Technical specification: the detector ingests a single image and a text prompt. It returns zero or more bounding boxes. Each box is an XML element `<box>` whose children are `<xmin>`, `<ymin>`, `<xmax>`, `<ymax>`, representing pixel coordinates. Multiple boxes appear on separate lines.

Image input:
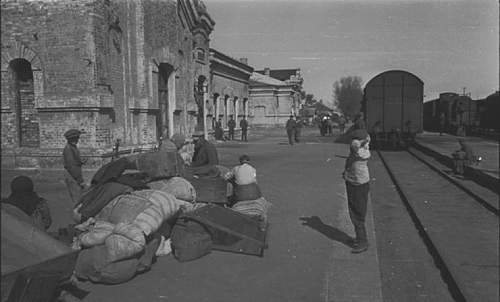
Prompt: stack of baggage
<box><xmin>70</xmin><ymin>149</ymin><xmax>270</xmax><ymax>285</ymax></box>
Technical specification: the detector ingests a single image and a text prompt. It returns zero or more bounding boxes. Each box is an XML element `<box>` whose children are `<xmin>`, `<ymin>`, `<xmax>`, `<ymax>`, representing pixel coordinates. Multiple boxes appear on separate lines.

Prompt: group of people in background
<box><xmin>213</xmin><ymin>116</ymin><xmax>249</xmax><ymax>142</ymax></box>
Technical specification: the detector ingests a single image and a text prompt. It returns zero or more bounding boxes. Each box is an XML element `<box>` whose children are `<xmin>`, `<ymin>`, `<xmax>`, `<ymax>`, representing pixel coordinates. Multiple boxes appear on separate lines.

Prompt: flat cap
<box><xmin>192</xmin><ymin>130</ymin><xmax>204</xmax><ymax>137</ymax></box>
<box><xmin>64</xmin><ymin>129</ymin><xmax>81</xmax><ymax>139</ymax></box>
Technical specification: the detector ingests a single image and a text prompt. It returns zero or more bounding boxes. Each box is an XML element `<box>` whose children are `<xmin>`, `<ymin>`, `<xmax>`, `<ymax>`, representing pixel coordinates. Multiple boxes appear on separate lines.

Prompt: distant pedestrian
<box><xmin>63</xmin><ymin>129</ymin><xmax>87</xmax><ymax>204</ymax></box>
<box><xmin>1</xmin><ymin>175</ymin><xmax>52</xmax><ymax>230</ymax></box>
<box><xmin>327</xmin><ymin>117</ymin><xmax>333</xmax><ymax>135</ymax></box>
<box><xmin>439</xmin><ymin>112</ymin><xmax>445</xmax><ymax>136</ymax></box>
<box><xmin>228</xmin><ymin>116</ymin><xmax>236</xmax><ymax>140</ymax></box>
<box><xmin>294</xmin><ymin>116</ymin><xmax>303</xmax><ymax>143</ymax></box>
<box><xmin>285</xmin><ymin>115</ymin><xmax>296</xmax><ymax>145</ymax></box>
<box><xmin>342</xmin><ymin>129</ymin><xmax>371</xmax><ymax>253</ymax></box>
<box><xmin>215</xmin><ymin>118</ymin><xmax>224</xmax><ymax>140</ymax></box>
<box><xmin>240</xmin><ymin>117</ymin><xmax>249</xmax><ymax>141</ymax></box>
<box><xmin>452</xmin><ymin>138</ymin><xmax>475</xmax><ymax>176</ymax></box>
<box><xmin>338</xmin><ymin>115</ymin><xmax>346</xmax><ymax>134</ymax></box>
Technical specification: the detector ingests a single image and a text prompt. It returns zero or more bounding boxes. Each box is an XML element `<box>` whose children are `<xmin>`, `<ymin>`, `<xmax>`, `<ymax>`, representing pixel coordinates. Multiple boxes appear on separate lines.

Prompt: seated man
<box><xmin>189</xmin><ymin>130</ymin><xmax>219</xmax><ymax>176</ymax></box>
<box><xmin>1</xmin><ymin>175</ymin><xmax>52</xmax><ymax>231</ymax></box>
<box><xmin>452</xmin><ymin>138</ymin><xmax>476</xmax><ymax>176</ymax></box>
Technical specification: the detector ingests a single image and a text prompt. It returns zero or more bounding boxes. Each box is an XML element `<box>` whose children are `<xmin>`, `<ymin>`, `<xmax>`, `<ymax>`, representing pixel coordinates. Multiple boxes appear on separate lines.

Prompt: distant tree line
<box><xmin>332</xmin><ymin>76</ymin><xmax>363</xmax><ymax>119</ymax></box>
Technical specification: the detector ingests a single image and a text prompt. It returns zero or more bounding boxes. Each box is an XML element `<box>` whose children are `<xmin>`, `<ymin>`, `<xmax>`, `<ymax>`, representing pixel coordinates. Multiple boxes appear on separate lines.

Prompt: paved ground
<box><xmin>2</xmin><ymin>127</ymin><xmax>446</xmax><ymax>302</ymax></box>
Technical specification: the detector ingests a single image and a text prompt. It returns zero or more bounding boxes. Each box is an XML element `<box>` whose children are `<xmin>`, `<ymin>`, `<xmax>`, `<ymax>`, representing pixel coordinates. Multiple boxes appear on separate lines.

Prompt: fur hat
<box><xmin>64</xmin><ymin>129</ymin><xmax>81</xmax><ymax>139</ymax></box>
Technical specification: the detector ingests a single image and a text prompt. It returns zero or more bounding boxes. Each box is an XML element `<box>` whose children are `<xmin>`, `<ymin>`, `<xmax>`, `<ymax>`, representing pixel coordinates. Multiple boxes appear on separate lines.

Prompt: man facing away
<box><xmin>240</xmin><ymin>117</ymin><xmax>249</xmax><ymax>142</ymax></box>
<box><xmin>228</xmin><ymin>116</ymin><xmax>236</xmax><ymax>140</ymax></box>
<box><xmin>285</xmin><ymin>115</ymin><xmax>296</xmax><ymax>145</ymax></box>
<box><xmin>343</xmin><ymin>128</ymin><xmax>371</xmax><ymax>253</ymax></box>
<box><xmin>63</xmin><ymin>129</ymin><xmax>87</xmax><ymax>204</ymax></box>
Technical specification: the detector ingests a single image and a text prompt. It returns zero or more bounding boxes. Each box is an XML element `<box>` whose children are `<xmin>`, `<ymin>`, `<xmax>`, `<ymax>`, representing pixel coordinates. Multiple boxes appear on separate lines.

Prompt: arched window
<box><xmin>9</xmin><ymin>58</ymin><xmax>39</xmax><ymax>147</ymax></box>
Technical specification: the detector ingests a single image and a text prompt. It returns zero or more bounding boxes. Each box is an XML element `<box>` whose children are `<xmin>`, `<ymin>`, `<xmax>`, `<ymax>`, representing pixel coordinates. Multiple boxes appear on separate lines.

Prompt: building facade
<box><xmin>207</xmin><ymin>49</ymin><xmax>253</xmax><ymax>137</ymax></box>
<box><xmin>1</xmin><ymin>0</ymin><xmax>214</xmax><ymax>169</ymax></box>
<box><xmin>248</xmin><ymin>72</ymin><xmax>296</xmax><ymax>127</ymax></box>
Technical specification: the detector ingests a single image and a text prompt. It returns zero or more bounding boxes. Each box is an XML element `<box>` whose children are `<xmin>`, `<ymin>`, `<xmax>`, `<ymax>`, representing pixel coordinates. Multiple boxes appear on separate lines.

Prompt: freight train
<box><xmin>362</xmin><ymin>70</ymin><xmax>424</xmax><ymax>149</ymax></box>
<box><xmin>423</xmin><ymin>91</ymin><xmax>499</xmax><ymax>136</ymax></box>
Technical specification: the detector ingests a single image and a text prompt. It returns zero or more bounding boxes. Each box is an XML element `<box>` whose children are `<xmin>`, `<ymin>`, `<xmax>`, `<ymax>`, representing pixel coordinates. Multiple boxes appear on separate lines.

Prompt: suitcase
<box><xmin>185</xmin><ymin>175</ymin><xmax>228</xmax><ymax>204</ymax></box>
<box><xmin>184</xmin><ymin>204</ymin><xmax>268</xmax><ymax>257</ymax></box>
<box><xmin>170</xmin><ymin>218</ymin><xmax>212</xmax><ymax>262</ymax></box>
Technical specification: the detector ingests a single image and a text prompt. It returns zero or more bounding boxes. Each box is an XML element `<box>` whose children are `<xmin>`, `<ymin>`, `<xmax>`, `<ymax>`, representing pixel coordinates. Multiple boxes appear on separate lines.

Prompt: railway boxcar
<box><xmin>477</xmin><ymin>91</ymin><xmax>500</xmax><ymax>133</ymax></box>
<box><xmin>362</xmin><ymin>70</ymin><xmax>423</xmax><ymax>148</ymax></box>
<box><xmin>423</xmin><ymin>92</ymin><xmax>480</xmax><ymax>135</ymax></box>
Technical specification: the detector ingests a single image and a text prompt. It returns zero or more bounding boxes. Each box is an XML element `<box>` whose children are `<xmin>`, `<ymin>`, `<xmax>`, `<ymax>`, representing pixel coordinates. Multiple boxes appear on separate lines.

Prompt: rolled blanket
<box><xmin>231</xmin><ymin>197</ymin><xmax>271</xmax><ymax>222</ymax></box>
<box><xmin>148</xmin><ymin>177</ymin><xmax>196</xmax><ymax>203</ymax></box>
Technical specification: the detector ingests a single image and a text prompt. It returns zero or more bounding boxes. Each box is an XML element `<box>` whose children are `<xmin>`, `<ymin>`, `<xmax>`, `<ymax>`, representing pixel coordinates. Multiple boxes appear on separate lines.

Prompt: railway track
<box><xmin>377</xmin><ymin>148</ymin><xmax>499</xmax><ymax>302</ymax></box>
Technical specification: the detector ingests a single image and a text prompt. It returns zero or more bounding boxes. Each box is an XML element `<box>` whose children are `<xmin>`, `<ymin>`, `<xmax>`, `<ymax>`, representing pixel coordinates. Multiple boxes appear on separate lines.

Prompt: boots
<box><xmin>352</xmin><ymin>225</ymin><xmax>369</xmax><ymax>254</ymax></box>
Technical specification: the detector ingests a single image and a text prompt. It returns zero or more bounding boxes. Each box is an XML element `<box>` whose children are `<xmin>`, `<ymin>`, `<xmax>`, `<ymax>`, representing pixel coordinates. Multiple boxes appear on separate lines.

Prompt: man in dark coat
<box><xmin>294</xmin><ymin>116</ymin><xmax>303</xmax><ymax>143</ymax></box>
<box><xmin>228</xmin><ymin>116</ymin><xmax>236</xmax><ymax>140</ymax></box>
<box><xmin>215</xmin><ymin>118</ymin><xmax>224</xmax><ymax>140</ymax></box>
<box><xmin>189</xmin><ymin>130</ymin><xmax>219</xmax><ymax>176</ymax></box>
<box><xmin>285</xmin><ymin>115</ymin><xmax>296</xmax><ymax>145</ymax></box>
<box><xmin>240</xmin><ymin>117</ymin><xmax>249</xmax><ymax>142</ymax></box>
<box><xmin>63</xmin><ymin>129</ymin><xmax>86</xmax><ymax>204</ymax></box>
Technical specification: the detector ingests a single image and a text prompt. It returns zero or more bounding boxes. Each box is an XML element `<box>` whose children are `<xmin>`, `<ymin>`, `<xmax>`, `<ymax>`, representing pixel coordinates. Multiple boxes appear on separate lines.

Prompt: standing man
<box><xmin>240</xmin><ymin>117</ymin><xmax>249</xmax><ymax>142</ymax></box>
<box><xmin>215</xmin><ymin>118</ymin><xmax>224</xmax><ymax>140</ymax></box>
<box><xmin>63</xmin><ymin>129</ymin><xmax>86</xmax><ymax>204</ymax></box>
<box><xmin>294</xmin><ymin>116</ymin><xmax>303</xmax><ymax>143</ymax></box>
<box><xmin>285</xmin><ymin>115</ymin><xmax>296</xmax><ymax>145</ymax></box>
<box><xmin>228</xmin><ymin>116</ymin><xmax>236</xmax><ymax>141</ymax></box>
<box><xmin>439</xmin><ymin>112</ymin><xmax>446</xmax><ymax>136</ymax></box>
<box><xmin>338</xmin><ymin>115</ymin><xmax>346</xmax><ymax>134</ymax></box>
<box><xmin>343</xmin><ymin>127</ymin><xmax>371</xmax><ymax>254</ymax></box>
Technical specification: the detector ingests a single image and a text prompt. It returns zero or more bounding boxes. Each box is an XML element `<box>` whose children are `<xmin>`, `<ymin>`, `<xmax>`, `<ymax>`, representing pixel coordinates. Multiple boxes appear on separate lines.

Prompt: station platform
<box><xmin>414</xmin><ymin>132</ymin><xmax>499</xmax><ymax>191</ymax></box>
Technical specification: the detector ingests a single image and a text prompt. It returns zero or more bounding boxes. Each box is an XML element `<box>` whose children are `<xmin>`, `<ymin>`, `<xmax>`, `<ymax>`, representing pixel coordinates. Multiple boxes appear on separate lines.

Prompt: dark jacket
<box><xmin>285</xmin><ymin>119</ymin><xmax>296</xmax><ymax>131</ymax></box>
<box><xmin>240</xmin><ymin>119</ymin><xmax>248</xmax><ymax>130</ymax></box>
<box><xmin>63</xmin><ymin>143</ymin><xmax>84</xmax><ymax>183</ymax></box>
<box><xmin>228</xmin><ymin>119</ymin><xmax>236</xmax><ymax>130</ymax></box>
<box><xmin>192</xmin><ymin>139</ymin><xmax>219</xmax><ymax>167</ymax></box>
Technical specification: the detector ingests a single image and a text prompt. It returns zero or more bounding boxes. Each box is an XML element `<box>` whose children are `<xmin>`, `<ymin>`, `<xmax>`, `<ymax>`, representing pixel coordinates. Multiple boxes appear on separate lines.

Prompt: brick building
<box><xmin>248</xmin><ymin>69</ymin><xmax>303</xmax><ymax>127</ymax></box>
<box><xmin>207</xmin><ymin>49</ymin><xmax>253</xmax><ymax>137</ymax></box>
<box><xmin>1</xmin><ymin>0</ymin><xmax>214</xmax><ymax>169</ymax></box>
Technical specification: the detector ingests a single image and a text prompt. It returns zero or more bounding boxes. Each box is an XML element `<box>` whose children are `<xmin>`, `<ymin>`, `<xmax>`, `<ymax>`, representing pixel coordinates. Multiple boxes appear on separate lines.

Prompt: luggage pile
<box><xmin>71</xmin><ymin>151</ymin><xmax>270</xmax><ymax>285</ymax></box>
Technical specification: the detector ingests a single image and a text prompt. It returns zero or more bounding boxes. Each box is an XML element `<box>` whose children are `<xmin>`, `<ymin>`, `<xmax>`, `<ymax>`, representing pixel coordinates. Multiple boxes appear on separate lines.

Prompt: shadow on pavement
<box><xmin>299</xmin><ymin>216</ymin><xmax>355</xmax><ymax>247</ymax></box>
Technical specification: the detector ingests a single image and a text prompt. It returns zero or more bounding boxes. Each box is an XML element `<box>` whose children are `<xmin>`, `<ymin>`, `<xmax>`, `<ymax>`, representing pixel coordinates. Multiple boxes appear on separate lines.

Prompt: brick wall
<box><xmin>1</xmin><ymin>0</ymin><xmax>213</xmax><ymax>169</ymax></box>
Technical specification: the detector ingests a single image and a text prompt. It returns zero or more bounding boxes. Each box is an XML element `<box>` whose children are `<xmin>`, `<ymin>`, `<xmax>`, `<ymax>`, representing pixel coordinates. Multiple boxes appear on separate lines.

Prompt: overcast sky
<box><xmin>207</xmin><ymin>0</ymin><xmax>499</xmax><ymax>106</ymax></box>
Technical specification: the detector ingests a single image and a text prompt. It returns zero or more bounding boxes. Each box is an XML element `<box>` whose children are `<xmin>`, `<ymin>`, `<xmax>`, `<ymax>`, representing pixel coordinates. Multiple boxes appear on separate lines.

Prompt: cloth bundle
<box><xmin>231</xmin><ymin>197</ymin><xmax>271</xmax><ymax>223</ymax></box>
<box><xmin>148</xmin><ymin>177</ymin><xmax>196</xmax><ymax>203</ymax></box>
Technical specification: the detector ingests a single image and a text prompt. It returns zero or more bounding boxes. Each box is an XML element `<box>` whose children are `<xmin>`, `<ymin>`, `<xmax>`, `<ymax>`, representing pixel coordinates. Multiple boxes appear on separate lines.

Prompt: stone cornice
<box><xmin>209</xmin><ymin>48</ymin><xmax>253</xmax><ymax>74</ymax></box>
<box><xmin>178</xmin><ymin>0</ymin><xmax>215</xmax><ymax>38</ymax></box>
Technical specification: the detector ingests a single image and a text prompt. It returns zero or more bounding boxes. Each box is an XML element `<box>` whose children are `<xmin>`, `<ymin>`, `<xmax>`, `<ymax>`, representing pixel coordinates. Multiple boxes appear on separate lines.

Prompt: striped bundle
<box><xmin>231</xmin><ymin>197</ymin><xmax>271</xmax><ymax>222</ymax></box>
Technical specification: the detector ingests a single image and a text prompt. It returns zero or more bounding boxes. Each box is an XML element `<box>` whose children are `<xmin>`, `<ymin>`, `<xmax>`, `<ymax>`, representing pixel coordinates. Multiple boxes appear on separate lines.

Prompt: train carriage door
<box><xmin>402</xmin><ymin>74</ymin><xmax>423</xmax><ymax>133</ymax></box>
<box><xmin>383</xmin><ymin>72</ymin><xmax>404</xmax><ymax>132</ymax></box>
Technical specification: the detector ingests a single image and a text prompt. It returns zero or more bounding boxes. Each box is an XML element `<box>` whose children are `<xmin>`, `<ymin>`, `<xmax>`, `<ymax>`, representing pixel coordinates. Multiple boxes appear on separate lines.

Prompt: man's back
<box><xmin>286</xmin><ymin>119</ymin><xmax>296</xmax><ymax>130</ymax></box>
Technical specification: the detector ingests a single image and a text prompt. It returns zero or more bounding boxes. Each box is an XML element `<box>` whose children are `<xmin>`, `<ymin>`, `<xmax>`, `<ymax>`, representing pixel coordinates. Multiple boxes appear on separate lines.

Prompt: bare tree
<box><xmin>333</xmin><ymin>76</ymin><xmax>363</xmax><ymax>118</ymax></box>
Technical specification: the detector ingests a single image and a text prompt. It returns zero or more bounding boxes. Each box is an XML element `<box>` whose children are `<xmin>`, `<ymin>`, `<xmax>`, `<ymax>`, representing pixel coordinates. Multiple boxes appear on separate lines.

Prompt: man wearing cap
<box><xmin>285</xmin><ymin>115</ymin><xmax>296</xmax><ymax>145</ymax></box>
<box><xmin>189</xmin><ymin>130</ymin><xmax>219</xmax><ymax>176</ymax></box>
<box><xmin>63</xmin><ymin>129</ymin><xmax>86</xmax><ymax>203</ymax></box>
